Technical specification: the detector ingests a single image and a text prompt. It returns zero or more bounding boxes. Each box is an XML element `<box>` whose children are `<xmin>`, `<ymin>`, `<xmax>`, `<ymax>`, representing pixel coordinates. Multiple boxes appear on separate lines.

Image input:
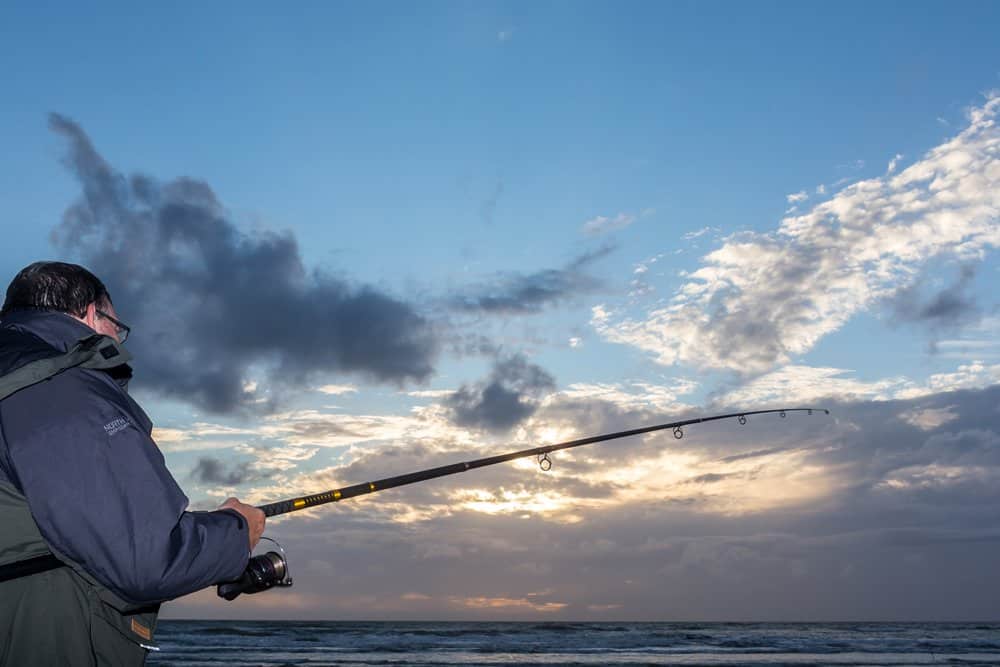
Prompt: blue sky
<box><xmin>2</xmin><ymin>2</ymin><xmax>1000</xmax><ymax>621</ymax></box>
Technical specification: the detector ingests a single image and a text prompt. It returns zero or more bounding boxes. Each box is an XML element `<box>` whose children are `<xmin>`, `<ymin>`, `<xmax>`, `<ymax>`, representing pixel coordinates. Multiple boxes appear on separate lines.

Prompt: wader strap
<box><xmin>0</xmin><ymin>554</ymin><xmax>64</xmax><ymax>583</ymax></box>
<box><xmin>0</xmin><ymin>334</ymin><xmax>130</xmax><ymax>401</ymax></box>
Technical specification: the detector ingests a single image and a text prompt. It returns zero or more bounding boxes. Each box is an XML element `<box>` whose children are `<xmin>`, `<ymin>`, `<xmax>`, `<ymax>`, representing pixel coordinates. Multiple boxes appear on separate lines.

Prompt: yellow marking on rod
<box><xmin>369</xmin><ymin>482</ymin><xmax>376</xmax><ymax>492</ymax></box>
<box><xmin>334</xmin><ymin>490</ymin><xmax>341</xmax><ymax>499</ymax></box>
<box><xmin>293</xmin><ymin>499</ymin><xmax>306</xmax><ymax>508</ymax></box>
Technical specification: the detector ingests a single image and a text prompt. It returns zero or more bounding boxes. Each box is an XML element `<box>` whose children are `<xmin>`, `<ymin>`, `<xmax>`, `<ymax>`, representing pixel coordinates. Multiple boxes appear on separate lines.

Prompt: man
<box><xmin>0</xmin><ymin>261</ymin><xmax>265</xmax><ymax>665</ymax></box>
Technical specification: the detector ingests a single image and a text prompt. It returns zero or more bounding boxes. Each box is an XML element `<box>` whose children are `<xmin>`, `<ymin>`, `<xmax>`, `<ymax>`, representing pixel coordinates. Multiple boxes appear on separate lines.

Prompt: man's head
<box><xmin>2</xmin><ymin>261</ymin><xmax>127</xmax><ymax>342</ymax></box>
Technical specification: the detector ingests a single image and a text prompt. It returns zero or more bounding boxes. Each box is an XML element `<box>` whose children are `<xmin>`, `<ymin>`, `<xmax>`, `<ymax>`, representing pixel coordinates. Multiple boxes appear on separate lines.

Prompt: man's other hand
<box><xmin>219</xmin><ymin>497</ymin><xmax>266</xmax><ymax>550</ymax></box>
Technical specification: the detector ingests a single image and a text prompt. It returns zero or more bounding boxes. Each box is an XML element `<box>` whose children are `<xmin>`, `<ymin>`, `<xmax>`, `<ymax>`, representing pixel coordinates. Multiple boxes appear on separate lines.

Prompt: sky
<box><xmin>2</xmin><ymin>1</ymin><xmax>1000</xmax><ymax>621</ymax></box>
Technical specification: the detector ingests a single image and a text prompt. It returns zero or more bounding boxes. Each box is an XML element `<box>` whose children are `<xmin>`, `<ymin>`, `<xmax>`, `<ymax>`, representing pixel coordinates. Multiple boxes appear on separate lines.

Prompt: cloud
<box><xmin>47</xmin><ymin>114</ymin><xmax>438</xmax><ymax>414</ymax></box>
<box><xmin>786</xmin><ymin>190</ymin><xmax>808</xmax><ymax>204</ymax></box>
<box><xmin>718</xmin><ymin>446</ymin><xmax>791</xmax><ymax>464</ymax></box>
<box><xmin>716</xmin><ymin>358</ymin><xmax>1000</xmax><ymax>406</ymax></box>
<box><xmin>449</xmin><ymin>246</ymin><xmax>611</xmax><ymax>314</ymax></box>
<box><xmin>683</xmin><ymin>227</ymin><xmax>715</xmax><ymax>241</ymax></box>
<box><xmin>717</xmin><ymin>365</ymin><xmax>910</xmax><ymax>406</ymax></box>
<box><xmin>165</xmin><ymin>383</ymin><xmax>1000</xmax><ymax>621</ymax></box>
<box><xmin>581</xmin><ymin>212</ymin><xmax>636</xmax><ymax>236</ymax></box>
<box><xmin>890</xmin><ymin>264</ymin><xmax>980</xmax><ymax>333</ymax></box>
<box><xmin>554</xmin><ymin>380</ymin><xmax>696</xmax><ymax>413</ymax></box>
<box><xmin>898</xmin><ymin>405</ymin><xmax>959</xmax><ymax>431</ymax></box>
<box><xmin>887</xmin><ymin>153</ymin><xmax>904</xmax><ymax>174</ymax></box>
<box><xmin>259</xmin><ymin>409</ymin><xmax>425</xmax><ymax>448</ymax></box>
<box><xmin>594</xmin><ymin>94</ymin><xmax>1000</xmax><ymax>373</ymax></box>
<box><xmin>315</xmin><ymin>384</ymin><xmax>358</xmax><ymax>395</ymax></box>
<box><xmin>685</xmin><ymin>470</ymin><xmax>753</xmax><ymax>485</ymax></box>
<box><xmin>189</xmin><ymin>456</ymin><xmax>272</xmax><ymax>486</ymax></box>
<box><xmin>406</xmin><ymin>389</ymin><xmax>455</xmax><ymax>399</ymax></box>
<box><xmin>454</xmin><ymin>595</ymin><xmax>566</xmax><ymax>613</ymax></box>
<box><xmin>445</xmin><ymin>355</ymin><xmax>556</xmax><ymax>433</ymax></box>
<box><xmin>144</xmin><ymin>333</ymin><xmax>996</xmax><ymax>617</ymax></box>
<box><xmin>400</xmin><ymin>592</ymin><xmax>431</xmax><ymax>601</ymax></box>
<box><xmin>234</xmin><ymin>443</ymin><xmax>320</xmax><ymax>471</ymax></box>
<box><xmin>152</xmin><ymin>423</ymin><xmax>256</xmax><ymax>453</ymax></box>
<box><xmin>928</xmin><ymin>317</ymin><xmax>1000</xmax><ymax>361</ymax></box>
<box><xmin>895</xmin><ymin>360</ymin><xmax>1000</xmax><ymax>399</ymax></box>
<box><xmin>628</xmin><ymin>253</ymin><xmax>668</xmax><ymax>298</ymax></box>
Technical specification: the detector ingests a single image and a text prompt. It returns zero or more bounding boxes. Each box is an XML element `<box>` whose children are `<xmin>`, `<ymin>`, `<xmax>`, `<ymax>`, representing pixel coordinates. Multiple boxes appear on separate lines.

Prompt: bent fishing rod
<box><xmin>218</xmin><ymin>406</ymin><xmax>829</xmax><ymax>600</ymax></box>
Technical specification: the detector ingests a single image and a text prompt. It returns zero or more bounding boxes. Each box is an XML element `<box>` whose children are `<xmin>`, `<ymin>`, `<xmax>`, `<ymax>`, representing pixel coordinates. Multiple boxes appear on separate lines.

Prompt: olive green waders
<box><xmin>0</xmin><ymin>480</ymin><xmax>160</xmax><ymax>666</ymax></box>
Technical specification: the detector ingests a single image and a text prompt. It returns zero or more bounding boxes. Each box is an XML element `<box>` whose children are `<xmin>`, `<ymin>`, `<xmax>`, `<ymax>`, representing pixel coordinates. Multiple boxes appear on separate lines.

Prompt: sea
<box><xmin>145</xmin><ymin>621</ymin><xmax>1000</xmax><ymax>666</ymax></box>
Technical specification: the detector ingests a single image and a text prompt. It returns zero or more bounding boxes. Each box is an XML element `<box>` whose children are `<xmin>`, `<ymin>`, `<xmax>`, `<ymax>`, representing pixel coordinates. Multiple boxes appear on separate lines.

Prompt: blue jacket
<box><xmin>0</xmin><ymin>310</ymin><xmax>249</xmax><ymax>605</ymax></box>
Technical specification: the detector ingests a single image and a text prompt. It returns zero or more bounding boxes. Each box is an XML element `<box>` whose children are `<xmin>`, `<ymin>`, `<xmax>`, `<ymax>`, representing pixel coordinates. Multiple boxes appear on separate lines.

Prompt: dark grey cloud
<box><xmin>445</xmin><ymin>332</ymin><xmax>500</xmax><ymax>358</ymax></box>
<box><xmin>449</xmin><ymin>246</ymin><xmax>612</xmax><ymax>315</ymax></box>
<box><xmin>47</xmin><ymin>114</ymin><xmax>438</xmax><ymax>414</ymax></box>
<box><xmin>189</xmin><ymin>457</ymin><xmax>270</xmax><ymax>486</ymax></box>
<box><xmin>445</xmin><ymin>355</ymin><xmax>556</xmax><ymax>433</ymax></box>
<box><xmin>686</xmin><ymin>471</ymin><xmax>747</xmax><ymax>485</ymax></box>
<box><xmin>891</xmin><ymin>264</ymin><xmax>981</xmax><ymax>334</ymax></box>
<box><xmin>717</xmin><ymin>446</ymin><xmax>791</xmax><ymax>463</ymax></box>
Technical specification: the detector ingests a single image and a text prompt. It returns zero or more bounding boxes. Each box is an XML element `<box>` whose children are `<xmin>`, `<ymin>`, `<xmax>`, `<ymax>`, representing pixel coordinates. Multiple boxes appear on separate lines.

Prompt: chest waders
<box><xmin>0</xmin><ymin>334</ymin><xmax>160</xmax><ymax>665</ymax></box>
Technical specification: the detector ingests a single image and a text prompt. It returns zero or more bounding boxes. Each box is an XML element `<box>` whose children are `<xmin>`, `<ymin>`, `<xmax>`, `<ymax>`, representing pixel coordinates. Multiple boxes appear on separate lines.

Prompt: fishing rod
<box><xmin>218</xmin><ymin>407</ymin><xmax>829</xmax><ymax>600</ymax></box>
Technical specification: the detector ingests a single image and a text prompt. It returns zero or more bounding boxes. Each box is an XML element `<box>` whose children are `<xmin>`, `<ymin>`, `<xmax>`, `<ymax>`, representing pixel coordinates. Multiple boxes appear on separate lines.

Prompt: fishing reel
<box><xmin>217</xmin><ymin>537</ymin><xmax>293</xmax><ymax>601</ymax></box>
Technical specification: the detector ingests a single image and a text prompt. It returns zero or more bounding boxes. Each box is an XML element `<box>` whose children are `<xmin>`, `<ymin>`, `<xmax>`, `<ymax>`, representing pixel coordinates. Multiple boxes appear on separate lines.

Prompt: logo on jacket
<box><xmin>103</xmin><ymin>417</ymin><xmax>131</xmax><ymax>436</ymax></box>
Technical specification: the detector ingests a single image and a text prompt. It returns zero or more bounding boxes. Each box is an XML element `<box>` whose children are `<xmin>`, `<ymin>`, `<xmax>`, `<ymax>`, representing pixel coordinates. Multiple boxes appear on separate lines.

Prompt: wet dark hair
<box><xmin>1</xmin><ymin>261</ymin><xmax>112</xmax><ymax>318</ymax></box>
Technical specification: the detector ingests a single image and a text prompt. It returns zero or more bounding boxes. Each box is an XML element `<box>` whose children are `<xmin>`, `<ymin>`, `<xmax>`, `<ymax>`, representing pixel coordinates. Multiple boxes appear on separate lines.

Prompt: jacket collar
<box><xmin>1</xmin><ymin>310</ymin><xmax>97</xmax><ymax>352</ymax></box>
<box><xmin>0</xmin><ymin>310</ymin><xmax>133</xmax><ymax>384</ymax></box>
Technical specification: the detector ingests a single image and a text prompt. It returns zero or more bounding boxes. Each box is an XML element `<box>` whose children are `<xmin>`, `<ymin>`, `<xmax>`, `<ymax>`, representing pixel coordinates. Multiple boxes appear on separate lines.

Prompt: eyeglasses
<box><xmin>96</xmin><ymin>309</ymin><xmax>131</xmax><ymax>344</ymax></box>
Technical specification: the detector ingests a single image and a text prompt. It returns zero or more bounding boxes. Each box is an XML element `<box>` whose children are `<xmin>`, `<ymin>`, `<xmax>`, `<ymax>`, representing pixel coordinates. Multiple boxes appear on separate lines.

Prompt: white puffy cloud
<box><xmin>594</xmin><ymin>95</ymin><xmax>1000</xmax><ymax>373</ymax></box>
<box><xmin>554</xmin><ymin>380</ymin><xmax>696</xmax><ymax>412</ymax></box>
<box><xmin>717</xmin><ymin>360</ymin><xmax>1000</xmax><ymax>406</ymax></box>
<box><xmin>718</xmin><ymin>365</ymin><xmax>910</xmax><ymax>406</ymax></box>
<box><xmin>405</xmin><ymin>389</ymin><xmax>456</xmax><ymax>398</ymax></box>
<box><xmin>315</xmin><ymin>384</ymin><xmax>358</xmax><ymax>395</ymax></box>
<box><xmin>895</xmin><ymin>360</ymin><xmax>1000</xmax><ymax>399</ymax></box>
<box><xmin>581</xmin><ymin>211</ymin><xmax>640</xmax><ymax>236</ymax></box>
<box><xmin>683</xmin><ymin>227</ymin><xmax>715</xmax><ymax>240</ymax></box>
<box><xmin>153</xmin><ymin>423</ymin><xmax>257</xmax><ymax>452</ymax></box>
<box><xmin>898</xmin><ymin>405</ymin><xmax>959</xmax><ymax>431</ymax></box>
<box><xmin>786</xmin><ymin>190</ymin><xmax>808</xmax><ymax>204</ymax></box>
<box><xmin>258</xmin><ymin>406</ymin><xmax>447</xmax><ymax>448</ymax></box>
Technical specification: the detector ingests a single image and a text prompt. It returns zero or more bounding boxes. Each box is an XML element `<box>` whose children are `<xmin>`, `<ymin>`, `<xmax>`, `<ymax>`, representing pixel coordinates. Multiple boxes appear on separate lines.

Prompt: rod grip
<box><xmin>259</xmin><ymin>499</ymin><xmax>296</xmax><ymax>517</ymax></box>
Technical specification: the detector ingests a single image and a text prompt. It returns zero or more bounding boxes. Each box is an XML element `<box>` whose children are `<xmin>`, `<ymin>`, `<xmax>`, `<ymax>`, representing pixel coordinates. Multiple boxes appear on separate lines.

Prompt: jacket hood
<box><xmin>1</xmin><ymin>309</ymin><xmax>97</xmax><ymax>352</ymax></box>
<box><xmin>0</xmin><ymin>310</ymin><xmax>133</xmax><ymax>384</ymax></box>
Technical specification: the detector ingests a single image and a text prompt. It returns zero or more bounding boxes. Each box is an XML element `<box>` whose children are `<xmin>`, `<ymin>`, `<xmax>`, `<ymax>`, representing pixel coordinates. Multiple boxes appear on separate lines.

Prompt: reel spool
<box><xmin>217</xmin><ymin>536</ymin><xmax>293</xmax><ymax>601</ymax></box>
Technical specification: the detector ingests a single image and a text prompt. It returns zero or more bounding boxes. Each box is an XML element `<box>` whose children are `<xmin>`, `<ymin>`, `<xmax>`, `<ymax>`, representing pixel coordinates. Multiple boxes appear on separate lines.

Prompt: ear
<box><xmin>81</xmin><ymin>302</ymin><xmax>99</xmax><ymax>330</ymax></box>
